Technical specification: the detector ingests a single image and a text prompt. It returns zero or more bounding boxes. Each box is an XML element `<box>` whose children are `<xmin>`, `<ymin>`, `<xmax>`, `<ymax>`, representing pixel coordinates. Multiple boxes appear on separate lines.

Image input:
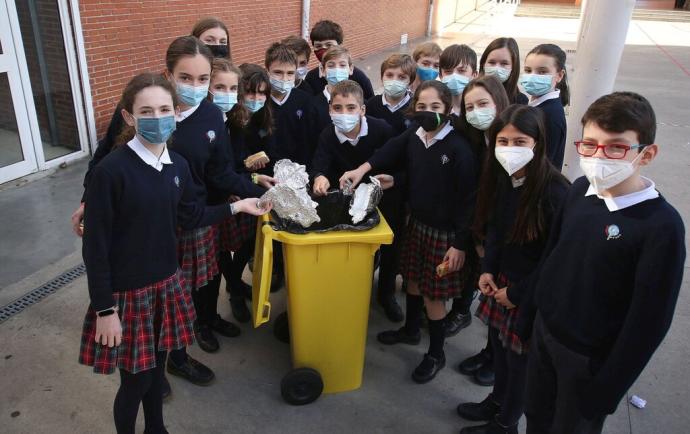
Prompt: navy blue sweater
<box><xmin>83</xmin><ymin>146</ymin><xmax>233</xmax><ymax>311</ymax></box>
<box><xmin>365</xmin><ymin>94</ymin><xmax>413</xmax><ymax>135</ymax></box>
<box><xmin>534</xmin><ymin>97</ymin><xmax>566</xmax><ymax>170</ymax></box>
<box><xmin>269</xmin><ymin>88</ymin><xmax>314</xmax><ymax>167</ymax></box>
<box><xmin>368</xmin><ymin>126</ymin><xmax>478</xmax><ymax>250</ymax></box>
<box><xmin>311</xmin><ymin>116</ymin><xmax>395</xmax><ymax>185</ymax></box>
<box><xmin>304</xmin><ymin>66</ymin><xmax>375</xmax><ymax>100</ymax></box>
<box><xmin>481</xmin><ymin>177</ymin><xmax>568</xmax><ymax>305</ymax></box>
<box><xmin>529</xmin><ymin>176</ymin><xmax>686</xmax><ymax>416</ymax></box>
<box><xmin>226</xmin><ymin>118</ymin><xmax>275</xmax><ymax>176</ymax></box>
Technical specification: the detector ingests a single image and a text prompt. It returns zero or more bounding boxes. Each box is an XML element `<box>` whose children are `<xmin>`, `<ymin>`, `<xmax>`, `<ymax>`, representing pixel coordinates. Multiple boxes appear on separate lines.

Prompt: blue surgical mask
<box><xmin>331</xmin><ymin>113</ymin><xmax>360</xmax><ymax>133</ymax></box>
<box><xmin>245</xmin><ymin>99</ymin><xmax>265</xmax><ymax>114</ymax></box>
<box><xmin>136</xmin><ymin>115</ymin><xmax>177</xmax><ymax>144</ymax></box>
<box><xmin>484</xmin><ymin>65</ymin><xmax>511</xmax><ymax>83</ymax></box>
<box><xmin>296</xmin><ymin>66</ymin><xmax>309</xmax><ymax>81</ymax></box>
<box><xmin>519</xmin><ymin>73</ymin><xmax>554</xmax><ymax>97</ymax></box>
<box><xmin>416</xmin><ymin>66</ymin><xmax>438</xmax><ymax>82</ymax></box>
<box><xmin>465</xmin><ymin>107</ymin><xmax>496</xmax><ymax>131</ymax></box>
<box><xmin>211</xmin><ymin>91</ymin><xmax>238</xmax><ymax>113</ymax></box>
<box><xmin>441</xmin><ymin>73</ymin><xmax>470</xmax><ymax>96</ymax></box>
<box><xmin>176</xmin><ymin>82</ymin><xmax>209</xmax><ymax>107</ymax></box>
<box><xmin>383</xmin><ymin>80</ymin><xmax>408</xmax><ymax>99</ymax></box>
<box><xmin>270</xmin><ymin>76</ymin><xmax>295</xmax><ymax>95</ymax></box>
<box><xmin>325</xmin><ymin>68</ymin><xmax>350</xmax><ymax>85</ymax></box>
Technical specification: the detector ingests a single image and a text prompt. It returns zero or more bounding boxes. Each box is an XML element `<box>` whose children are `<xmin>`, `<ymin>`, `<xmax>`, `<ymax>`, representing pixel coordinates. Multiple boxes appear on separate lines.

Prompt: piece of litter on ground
<box><xmin>630</xmin><ymin>395</ymin><xmax>646</xmax><ymax>409</ymax></box>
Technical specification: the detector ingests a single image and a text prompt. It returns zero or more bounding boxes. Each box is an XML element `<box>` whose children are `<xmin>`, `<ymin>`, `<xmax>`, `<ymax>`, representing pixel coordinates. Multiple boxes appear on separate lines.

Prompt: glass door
<box><xmin>0</xmin><ymin>0</ymin><xmax>39</xmax><ymax>184</ymax></box>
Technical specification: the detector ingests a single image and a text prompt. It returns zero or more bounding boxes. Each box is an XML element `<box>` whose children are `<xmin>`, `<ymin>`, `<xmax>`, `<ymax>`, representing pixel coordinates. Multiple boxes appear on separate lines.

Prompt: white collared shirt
<box><xmin>334</xmin><ymin>116</ymin><xmax>368</xmax><ymax>146</ymax></box>
<box><xmin>415</xmin><ymin>121</ymin><xmax>453</xmax><ymax>149</ymax></box>
<box><xmin>177</xmin><ymin>104</ymin><xmax>200</xmax><ymax>122</ymax></box>
<box><xmin>382</xmin><ymin>92</ymin><xmax>411</xmax><ymax>113</ymax></box>
<box><xmin>585</xmin><ymin>176</ymin><xmax>659</xmax><ymax>212</ymax></box>
<box><xmin>127</xmin><ymin>135</ymin><xmax>173</xmax><ymax>172</ymax></box>
<box><xmin>323</xmin><ymin>87</ymin><xmax>331</xmax><ymax>102</ymax></box>
<box><xmin>528</xmin><ymin>89</ymin><xmax>560</xmax><ymax>107</ymax></box>
<box><xmin>271</xmin><ymin>88</ymin><xmax>292</xmax><ymax>106</ymax></box>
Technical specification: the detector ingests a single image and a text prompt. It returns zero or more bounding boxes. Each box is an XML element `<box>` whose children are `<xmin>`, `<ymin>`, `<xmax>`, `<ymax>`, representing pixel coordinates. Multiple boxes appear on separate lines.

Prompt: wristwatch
<box><xmin>97</xmin><ymin>307</ymin><xmax>118</xmax><ymax>317</ymax></box>
<box><xmin>251</xmin><ymin>173</ymin><xmax>259</xmax><ymax>184</ymax></box>
<box><xmin>229</xmin><ymin>202</ymin><xmax>237</xmax><ymax>215</ymax></box>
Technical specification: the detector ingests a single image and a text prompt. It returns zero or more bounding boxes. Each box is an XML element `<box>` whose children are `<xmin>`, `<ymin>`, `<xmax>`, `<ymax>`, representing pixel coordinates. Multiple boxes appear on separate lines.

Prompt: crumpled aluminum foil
<box><xmin>259</xmin><ymin>159</ymin><xmax>320</xmax><ymax>228</ymax></box>
<box><xmin>349</xmin><ymin>176</ymin><xmax>383</xmax><ymax>224</ymax></box>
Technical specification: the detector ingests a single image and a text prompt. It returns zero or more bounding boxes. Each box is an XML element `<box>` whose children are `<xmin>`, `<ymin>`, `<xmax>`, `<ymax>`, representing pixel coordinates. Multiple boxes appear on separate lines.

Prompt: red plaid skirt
<box><xmin>475</xmin><ymin>273</ymin><xmax>526</xmax><ymax>354</ymax></box>
<box><xmin>177</xmin><ymin>225</ymin><xmax>219</xmax><ymax>291</ymax></box>
<box><xmin>218</xmin><ymin>213</ymin><xmax>256</xmax><ymax>253</ymax></box>
<box><xmin>399</xmin><ymin>218</ymin><xmax>472</xmax><ymax>300</ymax></box>
<box><xmin>78</xmin><ymin>270</ymin><xmax>196</xmax><ymax>374</ymax></box>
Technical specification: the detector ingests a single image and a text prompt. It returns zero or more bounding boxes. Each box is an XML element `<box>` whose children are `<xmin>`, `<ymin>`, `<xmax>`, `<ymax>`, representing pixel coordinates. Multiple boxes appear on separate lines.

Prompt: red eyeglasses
<box><xmin>574</xmin><ymin>141</ymin><xmax>643</xmax><ymax>159</ymax></box>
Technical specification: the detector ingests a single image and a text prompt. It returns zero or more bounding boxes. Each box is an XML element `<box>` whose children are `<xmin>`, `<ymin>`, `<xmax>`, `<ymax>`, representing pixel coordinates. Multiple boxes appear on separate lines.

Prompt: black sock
<box><xmin>114</xmin><ymin>368</ymin><xmax>154</xmax><ymax>434</ymax></box>
<box><xmin>141</xmin><ymin>352</ymin><xmax>167</xmax><ymax>434</ymax></box>
<box><xmin>168</xmin><ymin>347</ymin><xmax>187</xmax><ymax>367</ymax></box>
<box><xmin>203</xmin><ymin>275</ymin><xmax>221</xmax><ymax>322</ymax></box>
<box><xmin>428</xmin><ymin>317</ymin><xmax>446</xmax><ymax>359</ymax></box>
<box><xmin>403</xmin><ymin>293</ymin><xmax>424</xmax><ymax>335</ymax></box>
<box><xmin>229</xmin><ymin>241</ymin><xmax>251</xmax><ymax>298</ymax></box>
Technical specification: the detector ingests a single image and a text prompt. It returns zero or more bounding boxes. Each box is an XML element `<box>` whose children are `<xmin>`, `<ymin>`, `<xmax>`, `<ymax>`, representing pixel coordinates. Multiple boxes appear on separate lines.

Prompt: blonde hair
<box><xmin>412</xmin><ymin>42</ymin><xmax>442</xmax><ymax>62</ymax></box>
<box><xmin>321</xmin><ymin>45</ymin><xmax>352</xmax><ymax>66</ymax></box>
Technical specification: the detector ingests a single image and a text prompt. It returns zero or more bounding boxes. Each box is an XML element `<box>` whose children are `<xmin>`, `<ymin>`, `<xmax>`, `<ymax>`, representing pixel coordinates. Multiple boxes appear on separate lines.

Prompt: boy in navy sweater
<box><xmin>522</xmin><ymin>92</ymin><xmax>686</xmax><ymax>434</ymax></box>
<box><xmin>366</xmin><ymin>54</ymin><xmax>416</xmax><ymax>135</ymax></box>
<box><xmin>304</xmin><ymin>20</ymin><xmax>374</xmax><ymax>100</ymax></box>
<box><xmin>265</xmin><ymin>42</ymin><xmax>314</xmax><ymax>167</ymax></box>
<box><xmin>311</xmin><ymin>80</ymin><xmax>404</xmax><ymax>321</ymax></box>
<box><xmin>281</xmin><ymin>35</ymin><xmax>314</xmax><ymax>95</ymax></box>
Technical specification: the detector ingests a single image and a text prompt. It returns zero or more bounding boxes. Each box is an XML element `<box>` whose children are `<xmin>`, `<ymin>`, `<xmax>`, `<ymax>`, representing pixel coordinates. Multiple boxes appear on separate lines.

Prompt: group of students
<box><xmin>72</xmin><ymin>16</ymin><xmax>685</xmax><ymax>434</ymax></box>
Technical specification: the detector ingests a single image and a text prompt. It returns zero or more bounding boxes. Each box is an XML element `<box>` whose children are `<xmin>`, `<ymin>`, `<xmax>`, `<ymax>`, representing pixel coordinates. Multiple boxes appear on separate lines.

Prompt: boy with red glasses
<box><xmin>521</xmin><ymin>92</ymin><xmax>685</xmax><ymax>434</ymax></box>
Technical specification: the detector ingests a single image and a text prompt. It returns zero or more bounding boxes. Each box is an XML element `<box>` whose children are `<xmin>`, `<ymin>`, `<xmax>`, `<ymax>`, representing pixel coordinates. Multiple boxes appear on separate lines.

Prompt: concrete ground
<box><xmin>1</xmin><ymin>3</ymin><xmax>689</xmax><ymax>433</ymax></box>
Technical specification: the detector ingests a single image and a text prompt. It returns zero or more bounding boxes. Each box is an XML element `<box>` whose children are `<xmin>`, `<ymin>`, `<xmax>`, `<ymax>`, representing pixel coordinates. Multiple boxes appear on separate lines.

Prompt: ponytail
<box><xmin>528</xmin><ymin>43</ymin><xmax>569</xmax><ymax>106</ymax></box>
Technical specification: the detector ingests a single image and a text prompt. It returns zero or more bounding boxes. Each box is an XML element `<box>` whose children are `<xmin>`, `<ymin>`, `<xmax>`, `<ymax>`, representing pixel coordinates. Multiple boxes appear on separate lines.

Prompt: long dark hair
<box><xmin>228</xmin><ymin>63</ymin><xmax>273</xmax><ymax>135</ymax></box>
<box><xmin>165</xmin><ymin>36</ymin><xmax>213</xmax><ymax>74</ymax></box>
<box><xmin>479</xmin><ymin>37</ymin><xmax>521</xmax><ymax>103</ymax></box>
<box><xmin>527</xmin><ymin>44</ymin><xmax>570</xmax><ymax>106</ymax></box>
<box><xmin>474</xmin><ymin>104</ymin><xmax>569</xmax><ymax>243</ymax></box>
<box><xmin>115</xmin><ymin>73</ymin><xmax>178</xmax><ymax>146</ymax></box>
<box><xmin>191</xmin><ymin>17</ymin><xmax>232</xmax><ymax>61</ymax></box>
<box><xmin>407</xmin><ymin>79</ymin><xmax>453</xmax><ymax>116</ymax></box>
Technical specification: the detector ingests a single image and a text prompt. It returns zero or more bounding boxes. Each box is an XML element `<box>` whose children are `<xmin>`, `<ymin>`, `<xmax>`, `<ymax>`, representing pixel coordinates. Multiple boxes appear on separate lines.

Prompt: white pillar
<box><xmin>301</xmin><ymin>0</ymin><xmax>311</xmax><ymax>40</ymax></box>
<box><xmin>562</xmin><ymin>0</ymin><xmax>635</xmax><ymax>180</ymax></box>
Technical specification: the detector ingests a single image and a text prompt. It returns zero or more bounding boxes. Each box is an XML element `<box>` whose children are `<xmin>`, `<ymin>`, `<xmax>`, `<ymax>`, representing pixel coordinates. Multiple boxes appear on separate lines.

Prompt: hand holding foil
<box><xmin>258</xmin><ymin>159</ymin><xmax>320</xmax><ymax>228</ymax></box>
<box><xmin>349</xmin><ymin>176</ymin><xmax>383</xmax><ymax>224</ymax></box>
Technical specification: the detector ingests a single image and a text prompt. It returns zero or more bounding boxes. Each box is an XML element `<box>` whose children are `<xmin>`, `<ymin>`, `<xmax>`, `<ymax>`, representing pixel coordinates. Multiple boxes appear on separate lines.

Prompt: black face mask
<box><xmin>206</xmin><ymin>44</ymin><xmax>229</xmax><ymax>58</ymax></box>
<box><xmin>411</xmin><ymin>111</ymin><xmax>448</xmax><ymax>132</ymax></box>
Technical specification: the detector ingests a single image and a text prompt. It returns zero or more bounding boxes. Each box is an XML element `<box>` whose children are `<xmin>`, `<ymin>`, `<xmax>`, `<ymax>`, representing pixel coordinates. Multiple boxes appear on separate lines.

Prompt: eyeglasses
<box><xmin>574</xmin><ymin>141</ymin><xmax>643</xmax><ymax>159</ymax></box>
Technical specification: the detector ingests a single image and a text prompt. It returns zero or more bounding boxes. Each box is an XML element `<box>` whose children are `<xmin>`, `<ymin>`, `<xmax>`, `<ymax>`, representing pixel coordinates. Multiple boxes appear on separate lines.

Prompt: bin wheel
<box><xmin>281</xmin><ymin>368</ymin><xmax>323</xmax><ymax>405</ymax></box>
<box><xmin>273</xmin><ymin>311</ymin><xmax>290</xmax><ymax>344</ymax></box>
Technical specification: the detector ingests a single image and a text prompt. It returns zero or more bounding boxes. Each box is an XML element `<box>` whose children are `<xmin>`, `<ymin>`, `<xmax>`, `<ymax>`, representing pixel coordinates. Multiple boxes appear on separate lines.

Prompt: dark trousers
<box><xmin>525</xmin><ymin>314</ymin><xmax>606</xmax><ymax>434</ymax></box>
<box><xmin>377</xmin><ymin>186</ymin><xmax>404</xmax><ymax>300</ymax></box>
<box><xmin>490</xmin><ymin>326</ymin><xmax>528</xmax><ymax>427</ymax></box>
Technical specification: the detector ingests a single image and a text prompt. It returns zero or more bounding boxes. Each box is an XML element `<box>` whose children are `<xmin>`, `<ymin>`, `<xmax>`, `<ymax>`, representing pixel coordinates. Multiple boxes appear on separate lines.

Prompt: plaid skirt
<box><xmin>399</xmin><ymin>218</ymin><xmax>471</xmax><ymax>300</ymax></box>
<box><xmin>218</xmin><ymin>213</ymin><xmax>256</xmax><ymax>253</ymax></box>
<box><xmin>177</xmin><ymin>225</ymin><xmax>219</xmax><ymax>291</ymax></box>
<box><xmin>475</xmin><ymin>273</ymin><xmax>526</xmax><ymax>354</ymax></box>
<box><xmin>78</xmin><ymin>270</ymin><xmax>195</xmax><ymax>375</ymax></box>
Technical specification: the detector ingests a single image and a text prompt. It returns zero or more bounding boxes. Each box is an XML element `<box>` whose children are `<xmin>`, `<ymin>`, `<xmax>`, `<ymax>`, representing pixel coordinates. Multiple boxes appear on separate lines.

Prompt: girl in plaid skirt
<box><xmin>456</xmin><ymin>105</ymin><xmax>568</xmax><ymax>434</ymax></box>
<box><xmin>340</xmin><ymin>80</ymin><xmax>479</xmax><ymax>383</ymax></box>
<box><xmin>79</xmin><ymin>73</ymin><xmax>269</xmax><ymax>434</ymax></box>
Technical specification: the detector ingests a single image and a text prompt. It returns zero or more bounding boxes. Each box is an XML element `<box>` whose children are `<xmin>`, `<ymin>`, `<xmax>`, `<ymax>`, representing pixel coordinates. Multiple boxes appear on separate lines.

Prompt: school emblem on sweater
<box><xmin>440</xmin><ymin>154</ymin><xmax>450</xmax><ymax>165</ymax></box>
<box><xmin>174</xmin><ymin>176</ymin><xmax>180</xmax><ymax>187</ymax></box>
<box><xmin>206</xmin><ymin>130</ymin><xmax>216</xmax><ymax>142</ymax></box>
<box><xmin>296</xmin><ymin>109</ymin><xmax>303</xmax><ymax>119</ymax></box>
<box><xmin>605</xmin><ymin>224</ymin><xmax>621</xmax><ymax>240</ymax></box>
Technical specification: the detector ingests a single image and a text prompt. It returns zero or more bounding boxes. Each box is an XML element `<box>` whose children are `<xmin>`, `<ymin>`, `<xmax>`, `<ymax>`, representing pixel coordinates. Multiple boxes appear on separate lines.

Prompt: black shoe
<box><xmin>457</xmin><ymin>395</ymin><xmax>501</xmax><ymax>421</ymax></box>
<box><xmin>458</xmin><ymin>348</ymin><xmax>492</xmax><ymax>376</ymax></box>
<box><xmin>166</xmin><ymin>355</ymin><xmax>215</xmax><ymax>386</ymax></box>
<box><xmin>412</xmin><ymin>353</ymin><xmax>446</xmax><ymax>383</ymax></box>
<box><xmin>194</xmin><ymin>323</ymin><xmax>220</xmax><ymax>353</ymax></box>
<box><xmin>378</xmin><ymin>296</ymin><xmax>404</xmax><ymax>322</ymax></box>
<box><xmin>210</xmin><ymin>314</ymin><xmax>241</xmax><ymax>337</ymax></box>
<box><xmin>445</xmin><ymin>310</ymin><xmax>472</xmax><ymax>337</ymax></box>
<box><xmin>233</xmin><ymin>280</ymin><xmax>252</xmax><ymax>299</ymax></box>
<box><xmin>474</xmin><ymin>362</ymin><xmax>495</xmax><ymax>386</ymax></box>
<box><xmin>161</xmin><ymin>374</ymin><xmax>171</xmax><ymax>401</ymax></box>
<box><xmin>377</xmin><ymin>327</ymin><xmax>421</xmax><ymax>345</ymax></box>
<box><xmin>459</xmin><ymin>420</ymin><xmax>517</xmax><ymax>434</ymax></box>
<box><xmin>230</xmin><ymin>297</ymin><xmax>251</xmax><ymax>323</ymax></box>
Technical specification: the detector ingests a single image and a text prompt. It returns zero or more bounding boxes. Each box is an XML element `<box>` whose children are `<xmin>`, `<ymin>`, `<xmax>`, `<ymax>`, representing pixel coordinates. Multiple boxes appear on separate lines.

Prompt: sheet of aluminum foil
<box><xmin>258</xmin><ymin>159</ymin><xmax>320</xmax><ymax>228</ymax></box>
<box><xmin>349</xmin><ymin>176</ymin><xmax>383</xmax><ymax>224</ymax></box>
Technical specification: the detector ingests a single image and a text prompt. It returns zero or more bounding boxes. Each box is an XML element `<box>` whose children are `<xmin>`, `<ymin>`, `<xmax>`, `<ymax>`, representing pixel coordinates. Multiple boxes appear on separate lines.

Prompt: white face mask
<box><xmin>579</xmin><ymin>152</ymin><xmax>644</xmax><ymax>194</ymax></box>
<box><xmin>495</xmin><ymin>146</ymin><xmax>534</xmax><ymax>176</ymax></box>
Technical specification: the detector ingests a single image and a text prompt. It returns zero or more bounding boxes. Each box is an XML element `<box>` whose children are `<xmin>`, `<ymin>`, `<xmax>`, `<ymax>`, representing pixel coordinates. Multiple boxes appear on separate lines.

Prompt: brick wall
<box><xmin>78</xmin><ymin>0</ymin><xmax>429</xmax><ymax>139</ymax></box>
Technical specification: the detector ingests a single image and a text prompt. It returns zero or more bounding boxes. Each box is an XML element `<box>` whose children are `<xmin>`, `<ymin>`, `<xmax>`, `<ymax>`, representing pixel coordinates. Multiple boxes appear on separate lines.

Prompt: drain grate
<box><xmin>0</xmin><ymin>263</ymin><xmax>86</xmax><ymax>324</ymax></box>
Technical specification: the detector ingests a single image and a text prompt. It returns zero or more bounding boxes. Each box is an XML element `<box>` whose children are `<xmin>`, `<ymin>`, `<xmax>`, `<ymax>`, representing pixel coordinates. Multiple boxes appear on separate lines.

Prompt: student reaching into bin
<box><xmin>340</xmin><ymin>80</ymin><xmax>478</xmax><ymax>383</ymax></box>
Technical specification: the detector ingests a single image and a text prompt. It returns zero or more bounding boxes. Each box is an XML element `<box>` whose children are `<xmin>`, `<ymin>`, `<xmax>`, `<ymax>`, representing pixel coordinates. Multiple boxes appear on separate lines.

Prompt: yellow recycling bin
<box><xmin>252</xmin><ymin>211</ymin><xmax>393</xmax><ymax>405</ymax></box>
